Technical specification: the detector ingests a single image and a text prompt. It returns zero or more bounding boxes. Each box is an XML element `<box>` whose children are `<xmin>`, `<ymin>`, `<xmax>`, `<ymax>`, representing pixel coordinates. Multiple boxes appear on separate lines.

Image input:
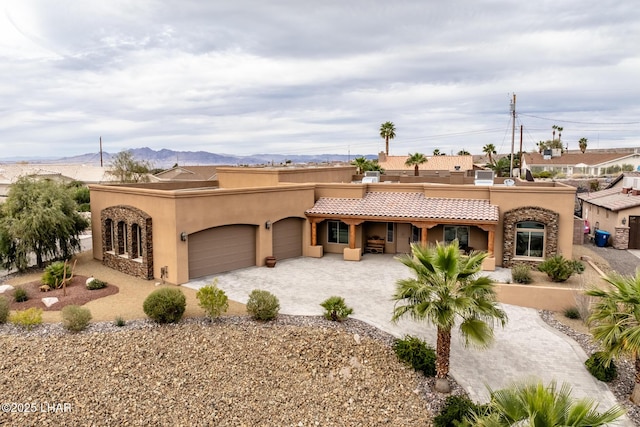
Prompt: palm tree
<box><xmin>537</xmin><ymin>141</ymin><xmax>546</xmax><ymax>154</ymax></box>
<box><xmin>391</xmin><ymin>241</ymin><xmax>507</xmax><ymax>393</ymax></box>
<box><xmin>379</xmin><ymin>121</ymin><xmax>396</xmax><ymax>155</ymax></box>
<box><xmin>457</xmin><ymin>149</ymin><xmax>471</xmax><ymax>155</ymax></box>
<box><xmin>351</xmin><ymin>156</ymin><xmax>369</xmax><ymax>174</ymax></box>
<box><xmin>469</xmin><ymin>380</ymin><xmax>625</xmax><ymax>426</ymax></box>
<box><xmin>557</xmin><ymin>126</ymin><xmax>564</xmax><ymax>142</ymax></box>
<box><xmin>482</xmin><ymin>144</ymin><xmax>497</xmax><ymax>164</ymax></box>
<box><xmin>433</xmin><ymin>148</ymin><xmax>442</xmax><ymax>156</ymax></box>
<box><xmin>587</xmin><ymin>271</ymin><xmax>640</xmax><ymax>404</ymax></box>
<box><xmin>552</xmin><ymin>124</ymin><xmax>559</xmax><ymax>142</ymax></box>
<box><xmin>579</xmin><ymin>137</ymin><xmax>588</xmax><ymax>153</ymax></box>
<box><xmin>404</xmin><ymin>153</ymin><xmax>427</xmax><ymax>176</ymax></box>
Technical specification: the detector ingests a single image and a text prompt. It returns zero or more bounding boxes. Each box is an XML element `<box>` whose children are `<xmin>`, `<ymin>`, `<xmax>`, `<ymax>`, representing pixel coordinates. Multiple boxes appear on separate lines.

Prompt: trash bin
<box><xmin>595</xmin><ymin>230</ymin><xmax>610</xmax><ymax>247</ymax></box>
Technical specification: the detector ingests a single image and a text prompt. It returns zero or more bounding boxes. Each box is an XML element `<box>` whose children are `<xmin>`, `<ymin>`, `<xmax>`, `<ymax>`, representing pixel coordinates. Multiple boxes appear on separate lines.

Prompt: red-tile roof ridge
<box><xmin>306</xmin><ymin>191</ymin><xmax>499</xmax><ymax>221</ymax></box>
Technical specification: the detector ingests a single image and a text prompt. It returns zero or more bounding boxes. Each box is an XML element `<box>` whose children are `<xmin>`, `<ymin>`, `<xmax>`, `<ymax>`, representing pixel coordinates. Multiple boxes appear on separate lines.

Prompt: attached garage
<box><xmin>188</xmin><ymin>225</ymin><xmax>256</xmax><ymax>279</ymax></box>
<box><xmin>272</xmin><ymin>217</ymin><xmax>303</xmax><ymax>260</ymax></box>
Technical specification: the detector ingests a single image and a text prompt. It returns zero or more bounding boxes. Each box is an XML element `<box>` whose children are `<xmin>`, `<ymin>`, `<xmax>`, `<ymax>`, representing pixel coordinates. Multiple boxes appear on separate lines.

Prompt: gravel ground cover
<box><xmin>0</xmin><ymin>315</ymin><xmax>466</xmax><ymax>427</ymax></box>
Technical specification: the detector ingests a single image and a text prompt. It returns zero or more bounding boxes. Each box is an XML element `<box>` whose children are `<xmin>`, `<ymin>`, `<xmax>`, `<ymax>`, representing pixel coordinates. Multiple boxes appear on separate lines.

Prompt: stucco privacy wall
<box><xmin>90</xmin><ymin>183</ymin><xmax>315</xmax><ymax>285</ymax></box>
<box><xmin>217</xmin><ymin>166</ymin><xmax>355</xmax><ymax>188</ymax></box>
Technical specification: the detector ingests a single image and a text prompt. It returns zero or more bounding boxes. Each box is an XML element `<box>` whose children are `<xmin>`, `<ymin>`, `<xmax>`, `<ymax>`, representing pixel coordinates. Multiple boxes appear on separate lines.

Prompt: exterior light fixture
<box><xmin>622</xmin><ymin>217</ymin><xmax>627</xmax><ymax>225</ymax></box>
<box><xmin>180</xmin><ymin>231</ymin><xmax>188</xmax><ymax>241</ymax></box>
<box><xmin>265</xmin><ymin>221</ymin><xmax>271</xmax><ymax>230</ymax></box>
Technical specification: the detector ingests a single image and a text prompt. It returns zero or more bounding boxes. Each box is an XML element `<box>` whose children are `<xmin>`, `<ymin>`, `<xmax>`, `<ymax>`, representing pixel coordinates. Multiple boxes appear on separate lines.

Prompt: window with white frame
<box><xmin>328</xmin><ymin>221</ymin><xmax>349</xmax><ymax>244</ymax></box>
<box><xmin>515</xmin><ymin>221</ymin><xmax>545</xmax><ymax>258</ymax></box>
<box><xmin>444</xmin><ymin>225</ymin><xmax>469</xmax><ymax>248</ymax></box>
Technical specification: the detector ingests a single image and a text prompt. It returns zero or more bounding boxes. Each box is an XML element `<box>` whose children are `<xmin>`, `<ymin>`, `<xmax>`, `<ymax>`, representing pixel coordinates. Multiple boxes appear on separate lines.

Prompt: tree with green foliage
<box><xmin>587</xmin><ymin>271</ymin><xmax>640</xmax><ymax>404</ymax></box>
<box><xmin>488</xmin><ymin>154</ymin><xmax>521</xmax><ymax>177</ymax></box>
<box><xmin>108</xmin><ymin>150</ymin><xmax>152</xmax><ymax>183</ymax></box>
<box><xmin>433</xmin><ymin>148</ymin><xmax>443</xmax><ymax>156</ymax></box>
<box><xmin>404</xmin><ymin>153</ymin><xmax>428</xmax><ymax>176</ymax></box>
<box><xmin>457</xmin><ymin>149</ymin><xmax>471</xmax><ymax>155</ymax></box>
<box><xmin>482</xmin><ymin>144</ymin><xmax>497</xmax><ymax>164</ymax></box>
<box><xmin>392</xmin><ymin>241</ymin><xmax>507</xmax><ymax>393</ymax></box>
<box><xmin>0</xmin><ymin>177</ymin><xmax>89</xmax><ymax>271</ymax></box>
<box><xmin>579</xmin><ymin>137</ymin><xmax>588</xmax><ymax>153</ymax></box>
<box><xmin>351</xmin><ymin>156</ymin><xmax>370</xmax><ymax>174</ymax></box>
<box><xmin>379</xmin><ymin>121</ymin><xmax>396</xmax><ymax>156</ymax></box>
<box><xmin>468</xmin><ymin>380</ymin><xmax>624</xmax><ymax>426</ymax></box>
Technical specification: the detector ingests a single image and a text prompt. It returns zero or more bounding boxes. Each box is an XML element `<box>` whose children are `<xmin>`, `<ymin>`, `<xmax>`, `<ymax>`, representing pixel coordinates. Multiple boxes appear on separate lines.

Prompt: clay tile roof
<box><xmin>306</xmin><ymin>192</ymin><xmax>499</xmax><ymax>221</ymax></box>
<box><xmin>578</xmin><ymin>187</ymin><xmax>640</xmax><ymax>211</ymax></box>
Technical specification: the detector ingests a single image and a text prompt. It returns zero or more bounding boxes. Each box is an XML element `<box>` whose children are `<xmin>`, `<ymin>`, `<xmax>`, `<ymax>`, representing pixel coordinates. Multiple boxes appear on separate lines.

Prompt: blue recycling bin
<box><xmin>595</xmin><ymin>230</ymin><xmax>610</xmax><ymax>247</ymax></box>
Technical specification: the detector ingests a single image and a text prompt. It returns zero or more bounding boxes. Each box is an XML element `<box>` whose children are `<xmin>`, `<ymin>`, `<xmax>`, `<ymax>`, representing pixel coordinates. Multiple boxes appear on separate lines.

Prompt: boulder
<box><xmin>42</xmin><ymin>297</ymin><xmax>59</xmax><ymax>308</ymax></box>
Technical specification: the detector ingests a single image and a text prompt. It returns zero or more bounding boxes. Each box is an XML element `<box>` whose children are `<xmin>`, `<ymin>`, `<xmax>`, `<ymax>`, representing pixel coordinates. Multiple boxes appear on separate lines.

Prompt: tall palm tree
<box><xmin>482</xmin><ymin>144</ymin><xmax>497</xmax><ymax>164</ymax></box>
<box><xmin>579</xmin><ymin>137</ymin><xmax>588</xmax><ymax>153</ymax></box>
<box><xmin>469</xmin><ymin>380</ymin><xmax>625</xmax><ymax>426</ymax></box>
<box><xmin>351</xmin><ymin>156</ymin><xmax>370</xmax><ymax>174</ymax></box>
<box><xmin>379</xmin><ymin>121</ymin><xmax>396</xmax><ymax>155</ymax></box>
<box><xmin>404</xmin><ymin>152</ymin><xmax>427</xmax><ymax>176</ymax></box>
<box><xmin>552</xmin><ymin>124</ymin><xmax>559</xmax><ymax>142</ymax></box>
<box><xmin>587</xmin><ymin>271</ymin><xmax>640</xmax><ymax>404</ymax></box>
<box><xmin>392</xmin><ymin>241</ymin><xmax>507</xmax><ymax>393</ymax></box>
<box><xmin>557</xmin><ymin>126</ymin><xmax>564</xmax><ymax>142</ymax></box>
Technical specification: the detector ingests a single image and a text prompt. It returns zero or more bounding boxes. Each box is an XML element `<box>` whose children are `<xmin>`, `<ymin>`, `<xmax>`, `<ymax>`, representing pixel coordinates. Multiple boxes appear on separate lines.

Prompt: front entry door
<box><xmin>630</xmin><ymin>216</ymin><xmax>640</xmax><ymax>249</ymax></box>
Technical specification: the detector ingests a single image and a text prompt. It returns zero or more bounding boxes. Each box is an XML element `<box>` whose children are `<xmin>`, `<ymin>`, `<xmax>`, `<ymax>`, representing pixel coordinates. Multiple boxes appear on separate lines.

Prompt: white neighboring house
<box><xmin>521</xmin><ymin>149</ymin><xmax>640</xmax><ymax>177</ymax></box>
<box><xmin>0</xmin><ymin>163</ymin><xmax>117</xmax><ymax>201</ymax></box>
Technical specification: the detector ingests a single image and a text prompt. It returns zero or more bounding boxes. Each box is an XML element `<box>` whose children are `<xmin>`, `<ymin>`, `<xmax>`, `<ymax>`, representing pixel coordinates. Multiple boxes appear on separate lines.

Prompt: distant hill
<box><xmin>24</xmin><ymin>147</ymin><xmax>377</xmax><ymax>168</ymax></box>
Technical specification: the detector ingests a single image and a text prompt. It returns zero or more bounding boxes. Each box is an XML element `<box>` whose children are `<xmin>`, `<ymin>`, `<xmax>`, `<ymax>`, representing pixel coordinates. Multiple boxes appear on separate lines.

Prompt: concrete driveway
<box><xmin>184</xmin><ymin>253</ymin><xmax>628</xmax><ymax>423</ymax></box>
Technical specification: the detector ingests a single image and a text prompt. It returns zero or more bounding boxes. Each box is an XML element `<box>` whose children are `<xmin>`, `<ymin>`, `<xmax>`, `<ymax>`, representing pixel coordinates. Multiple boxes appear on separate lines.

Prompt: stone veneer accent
<box><xmin>502</xmin><ymin>206</ymin><xmax>559</xmax><ymax>267</ymax></box>
<box><xmin>101</xmin><ymin>205</ymin><xmax>153</xmax><ymax>279</ymax></box>
<box><xmin>613</xmin><ymin>226</ymin><xmax>630</xmax><ymax>250</ymax></box>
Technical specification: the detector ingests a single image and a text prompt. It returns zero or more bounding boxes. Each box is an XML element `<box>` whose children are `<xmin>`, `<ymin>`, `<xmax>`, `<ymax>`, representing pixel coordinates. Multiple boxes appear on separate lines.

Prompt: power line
<box><xmin>518</xmin><ymin>113</ymin><xmax>640</xmax><ymax>126</ymax></box>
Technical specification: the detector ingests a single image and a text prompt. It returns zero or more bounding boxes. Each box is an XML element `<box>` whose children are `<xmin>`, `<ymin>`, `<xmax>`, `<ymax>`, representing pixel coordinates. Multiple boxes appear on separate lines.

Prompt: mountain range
<box><xmin>4</xmin><ymin>147</ymin><xmax>377</xmax><ymax>168</ymax></box>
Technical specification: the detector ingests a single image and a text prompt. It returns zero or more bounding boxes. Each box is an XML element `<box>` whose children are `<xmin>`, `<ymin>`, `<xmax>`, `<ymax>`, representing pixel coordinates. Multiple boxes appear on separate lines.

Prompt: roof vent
<box><xmin>362</xmin><ymin>171</ymin><xmax>380</xmax><ymax>183</ymax></box>
<box><xmin>474</xmin><ymin>170</ymin><xmax>494</xmax><ymax>186</ymax></box>
<box><xmin>622</xmin><ymin>177</ymin><xmax>634</xmax><ymax>194</ymax></box>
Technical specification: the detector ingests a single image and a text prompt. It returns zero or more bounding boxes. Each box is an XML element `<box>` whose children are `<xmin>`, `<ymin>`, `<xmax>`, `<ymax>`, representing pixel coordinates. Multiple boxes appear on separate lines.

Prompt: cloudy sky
<box><xmin>1</xmin><ymin>1</ymin><xmax>639</xmax><ymax>160</ymax></box>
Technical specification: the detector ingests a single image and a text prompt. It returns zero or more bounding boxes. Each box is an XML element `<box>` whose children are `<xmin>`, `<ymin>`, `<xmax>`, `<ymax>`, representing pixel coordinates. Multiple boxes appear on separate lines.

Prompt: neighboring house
<box><xmin>151</xmin><ymin>165</ymin><xmax>220</xmax><ymax>182</ymax></box>
<box><xmin>578</xmin><ymin>174</ymin><xmax>640</xmax><ymax>249</ymax></box>
<box><xmin>0</xmin><ymin>163</ymin><xmax>116</xmax><ymax>200</ymax></box>
<box><xmin>376</xmin><ymin>152</ymin><xmax>474</xmax><ymax>176</ymax></box>
<box><xmin>522</xmin><ymin>149</ymin><xmax>640</xmax><ymax>177</ymax></box>
<box><xmin>90</xmin><ymin>165</ymin><xmax>576</xmax><ymax>285</ymax></box>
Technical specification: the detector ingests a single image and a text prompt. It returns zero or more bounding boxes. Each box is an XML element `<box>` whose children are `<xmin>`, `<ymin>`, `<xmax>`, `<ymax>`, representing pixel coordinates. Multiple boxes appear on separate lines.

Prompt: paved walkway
<box><xmin>185</xmin><ymin>253</ymin><xmax>630</xmax><ymax>425</ymax></box>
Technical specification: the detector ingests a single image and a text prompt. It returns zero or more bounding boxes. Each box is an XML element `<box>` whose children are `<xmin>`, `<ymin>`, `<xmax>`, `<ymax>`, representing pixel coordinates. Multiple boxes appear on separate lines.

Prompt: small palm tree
<box><xmin>482</xmin><ymin>144</ymin><xmax>497</xmax><ymax>164</ymax></box>
<box><xmin>351</xmin><ymin>156</ymin><xmax>369</xmax><ymax>174</ymax></box>
<box><xmin>379</xmin><ymin>121</ymin><xmax>396</xmax><ymax>155</ymax></box>
<box><xmin>392</xmin><ymin>241</ymin><xmax>507</xmax><ymax>393</ymax></box>
<box><xmin>579</xmin><ymin>137</ymin><xmax>588</xmax><ymax>153</ymax></box>
<box><xmin>587</xmin><ymin>271</ymin><xmax>640</xmax><ymax>404</ymax></box>
<box><xmin>457</xmin><ymin>149</ymin><xmax>471</xmax><ymax>155</ymax></box>
<box><xmin>404</xmin><ymin>152</ymin><xmax>427</xmax><ymax>176</ymax></box>
<box><xmin>469</xmin><ymin>380</ymin><xmax>625</xmax><ymax>426</ymax></box>
<box><xmin>433</xmin><ymin>148</ymin><xmax>442</xmax><ymax>156</ymax></box>
<box><xmin>537</xmin><ymin>141</ymin><xmax>546</xmax><ymax>154</ymax></box>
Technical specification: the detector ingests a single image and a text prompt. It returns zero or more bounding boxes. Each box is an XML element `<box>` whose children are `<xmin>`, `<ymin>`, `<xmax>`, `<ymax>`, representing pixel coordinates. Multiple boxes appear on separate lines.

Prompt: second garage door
<box><xmin>273</xmin><ymin>217</ymin><xmax>303</xmax><ymax>260</ymax></box>
<box><xmin>188</xmin><ymin>225</ymin><xmax>256</xmax><ymax>279</ymax></box>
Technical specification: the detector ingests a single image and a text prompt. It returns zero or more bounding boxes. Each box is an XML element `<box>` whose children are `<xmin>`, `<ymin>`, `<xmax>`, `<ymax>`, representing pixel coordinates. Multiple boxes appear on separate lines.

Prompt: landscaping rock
<box><xmin>41</xmin><ymin>297</ymin><xmax>59</xmax><ymax>308</ymax></box>
<box><xmin>0</xmin><ymin>284</ymin><xmax>14</xmax><ymax>293</ymax></box>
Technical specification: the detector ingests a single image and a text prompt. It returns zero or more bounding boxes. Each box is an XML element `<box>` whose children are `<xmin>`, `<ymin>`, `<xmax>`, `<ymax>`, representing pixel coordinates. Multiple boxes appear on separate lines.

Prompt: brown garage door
<box><xmin>273</xmin><ymin>217</ymin><xmax>303</xmax><ymax>260</ymax></box>
<box><xmin>188</xmin><ymin>225</ymin><xmax>256</xmax><ymax>279</ymax></box>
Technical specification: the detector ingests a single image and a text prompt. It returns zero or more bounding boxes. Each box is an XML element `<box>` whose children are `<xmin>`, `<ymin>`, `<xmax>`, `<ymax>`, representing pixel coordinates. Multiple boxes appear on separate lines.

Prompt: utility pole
<box><xmin>510</xmin><ymin>93</ymin><xmax>516</xmax><ymax>178</ymax></box>
<box><xmin>99</xmin><ymin>136</ymin><xmax>103</xmax><ymax>167</ymax></box>
<box><xmin>519</xmin><ymin>125</ymin><xmax>523</xmax><ymax>177</ymax></box>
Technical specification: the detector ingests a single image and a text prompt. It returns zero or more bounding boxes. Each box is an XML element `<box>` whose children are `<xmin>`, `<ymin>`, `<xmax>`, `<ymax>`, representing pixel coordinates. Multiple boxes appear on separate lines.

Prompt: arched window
<box><xmin>117</xmin><ymin>221</ymin><xmax>128</xmax><ymax>255</ymax></box>
<box><xmin>105</xmin><ymin>219</ymin><xmax>114</xmax><ymax>252</ymax></box>
<box><xmin>515</xmin><ymin>221</ymin><xmax>545</xmax><ymax>258</ymax></box>
<box><xmin>131</xmin><ymin>223</ymin><xmax>143</xmax><ymax>259</ymax></box>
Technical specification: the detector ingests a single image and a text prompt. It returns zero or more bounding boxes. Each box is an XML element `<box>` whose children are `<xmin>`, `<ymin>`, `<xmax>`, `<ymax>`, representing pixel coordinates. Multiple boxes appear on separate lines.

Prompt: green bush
<box><xmin>433</xmin><ymin>395</ymin><xmax>488</xmax><ymax>427</ymax></box>
<box><xmin>86</xmin><ymin>278</ymin><xmax>107</xmax><ymax>290</ymax></box>
<box><xmin>10</xmin><ymin>308</ymin><xmax>43</xmax><ymax>330</ymax></box>
<box><xmin>537</xmin><ymin>255</ymin><xmax>584</xmax><ymax>282</ymax></box>
<box><xmin>13</xmin><ymin>286</ymin><xmax>29</xmax><ymax>302</ymax></box>
<box><xmin>114</xmin><ymin>316</ymin><xmax>126</xmax><ymax>327</ymax></box>
<box><xmin>536</xmin><ymin>171</ymin><xmax>553</xmax><ymax>179</ymax></box>
<box><xmin>392</xmin><ymin>335</ymin><xmax>436</xmax><ymax>377</ymax></box>
<box><xmin>0</xmin><ymin>296</ymin><xmax>9</xmax><ymax>323</ymax></box>
<box><xmin>511</xmin><ymin>264</ymin><xmax>532</xmax><ymax>284</ymax></box>
<box><xmin>78</xmin><ymin>203</ymin><xmax>91</xmax><ymax>212</ymax></box>
<box><xmin>246</xmin><ymin>289</ymin><xmax>280</xmax><ymax>321</ymax></box>
<box><xmin>585</xmin><ymin>352</ymin><xmax>617</xmax><ymax>382</ymax></box>
<box><xmin>61</xmin><ymin>305</ymin><xmax>92</xmax><ymax>332</ymax></box>
<box><xmin>143</xmin><ymin>288</ymin><xmax>186</xmax><ymax>324</ymax></box>
<box><xmin>42</xmin><ymin>261</ymin><xmax>71</xmax><ymax>288</ymax></box>
<box><xmin>196</xmin><ymin>281</ymin><xmax>229</xmax><ymax>320</ymax></box>
<box><xmin>320</xmin><ymin>296</ymin><xmax>354</xmax><ymax>321</ymax></box>
<box><xmin>563</xmin><ymin>306</ymin><xmax>581</xmax><ymax>319</ymax></box>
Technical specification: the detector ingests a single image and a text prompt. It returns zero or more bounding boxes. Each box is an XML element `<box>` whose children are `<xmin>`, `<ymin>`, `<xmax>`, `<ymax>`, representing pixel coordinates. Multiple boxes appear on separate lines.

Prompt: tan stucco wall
<box><xmin>583</xmin><ymin>203</ymin><xmax>640</xmax><ymax>235</ymax></box>
<box><xmin>495</xmin><ymin>284</ymin><xmax>578</xmax><ymax>312</ymax></box>
<box><xmin>90</xmin><ymin>184</ymin><xmax>315</xmax><ymax>285</ymax></box>
<box><xmin>217</xmin><ymin>166</ymin><xmax>355</xmax><ymax>188</ymax></box>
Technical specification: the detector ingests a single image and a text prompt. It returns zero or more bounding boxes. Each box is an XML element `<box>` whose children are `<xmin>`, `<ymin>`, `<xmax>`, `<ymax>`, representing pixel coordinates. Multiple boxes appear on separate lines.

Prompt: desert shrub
<box><xmin>536</xmin><ymin>171</ymin><xmax>553</xmax><ymax>179</ymax></box>
<box><xmin>511</xmin><ymin>264</ymin><xmax>532</xmax><ymax>284</ymax></box>
<box><xmin>114</xmin><ymin>316</ymin><xmax>126</xmax><ymax>327</ymax></box>
<box><xmin>392</xmin><ymin>335</ymin><xmax>436</xmax><ymax>377</ymax></box>
<box><xmin>143</xmin><ymin>288</ymin><xmax>186</xmax><ymax>324</ymax></box>
<box><xmin>13</xmin><ymin>286</ymin><xmax>29</xmax><ymax>302</ymax></box>
<box><xmin>9</xmin><ymin>307</ymin><xmax>43</xmax><ymax>330</ymax></box>
<box><xmin>61</xmin><ymin>305</ymin><xmax>92</xmax><ymax>332</ymax></box>
<box><xmin>42</xmin><ymin>261</ymin><xmax>71</xmax><ymax>288</ymax></box>
<box><xmin>196</xmin><ymin>281</ymin><xmax>229</xmax><ymax>320</ymax></box>
<box><xmin>246</xmin><ymin>289</ymin><xmax>280</xmax><ymax>321</ymax></box>
<box><xmin>585</xmin><ymin>352</ymin><xmax>617</xmax><ymax>382</ymax></box>
<box><xmin>563</xmin><ymin>306</ymin><xmax>581</xmax><ymax>319</ymax></box>
<box><xmin>320</xmin><ymin>296</ymin><xmax>354</xmax><ymax>321</ymax></box>
<box><xmin>433</xmin><ymin>395</ymin><xmax>489</xmax><ymax>427</ymax></box>
<box><xmin>537</xmin><ymin>255</ymin><xmax>584</xmax><ymax>282</ymax></box>
<box><xmin>0</xmin><ymin>296</ymin><xmax>9</xmax><ymax>323</ymax></box>
<box><xmin>86</xmin><ymin>278</ymin><xmax>107</xmax><ymax>290</ymax></box>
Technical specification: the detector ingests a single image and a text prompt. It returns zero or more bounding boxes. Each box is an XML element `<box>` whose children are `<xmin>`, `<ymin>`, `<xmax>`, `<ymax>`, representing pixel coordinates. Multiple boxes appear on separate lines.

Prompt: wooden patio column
<box><xmin>421</xmin><ymin>227</ymin><xmax>428</xmax><ymax>247</ymax></box>
<box><xmin>411</xmin><ymin>221</ymin><xmax>438</xmax><ymax>247</ymax></box>
<box><xmin>349</xmin><ymin>224</ymin><xmax>356</xmax><ymax>249</ymax></box>
<box><xmin>478</xmin><ymin>224</ymin><xmax>496</xmax><ymax>256</ymax></box>
<box><xmin>311</xmin><ymin>221</ymin><xmax>317</xmax><ymax>246</ymax></box>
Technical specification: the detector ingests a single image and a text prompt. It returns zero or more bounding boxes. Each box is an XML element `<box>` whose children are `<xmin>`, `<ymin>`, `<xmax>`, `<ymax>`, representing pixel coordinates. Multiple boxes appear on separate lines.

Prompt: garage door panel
<box><xmin>189</xmin><ymin>225</ymin><xmax>256</xmax><ymax>279</ymax></box>
<box><xmin>273</xmin><ymin>218</ymin><xmax>303</xmax><ymax>260</ymax></box>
